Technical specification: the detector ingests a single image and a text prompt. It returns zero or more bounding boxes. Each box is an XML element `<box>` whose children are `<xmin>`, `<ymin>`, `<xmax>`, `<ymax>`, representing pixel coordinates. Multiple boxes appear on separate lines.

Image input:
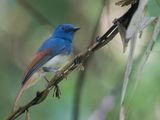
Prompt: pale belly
<box><xmin>43</xmin><ymin>54</ymin><xmax>71</xmax><ymax>69</ymax></box>
<box><xmin>27</xmin><ymin>54</ymin><xmax>71</xmax><ymax>87</ymax></box>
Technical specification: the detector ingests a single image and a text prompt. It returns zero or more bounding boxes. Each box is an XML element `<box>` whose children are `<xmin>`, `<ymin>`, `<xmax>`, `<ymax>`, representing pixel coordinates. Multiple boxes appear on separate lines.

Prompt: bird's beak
<box><xmin>73</xmin><ymin>27</ymin><xmax>80</xmax><ymax>32</ymax></box>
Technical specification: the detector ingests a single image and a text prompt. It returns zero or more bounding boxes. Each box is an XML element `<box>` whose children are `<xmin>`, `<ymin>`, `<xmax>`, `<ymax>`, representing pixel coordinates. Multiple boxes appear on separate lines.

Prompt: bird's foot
<box><xmin>96</xmin><ymin>36</ymin><xmax>101</xmax><ymax>42</ymax></box>
<box><xmin>55</xmin><ymin>70</ymin><xmax>61</xmax><ymax>76</ymax></box>
<box><xmin>55</xmin><ymin>70</ymin><xmax>68</xmax><ymax>80</ymax></box>
<box><xmin>53</xmin><ymin>85</ymin><xmax>61</xmax><ymax>98</ymax></box>
<box><xmin>74</xmin><ymin>57</ymin><xmax>81</xmax><ymax>65</ymax></box>
<box><xmin>43</xmin><ymin>66</ymin><xmax>62</xmax><ymax>75</ymax></box>
<box><xmin>73</xmin><ymin>57</ymin><xmax>85</xmax><ymax>71</ymax></box>
<box><xmin>43</xmin><ymin>67</ymin><xmax>58</xmax><ymax>73</ymax></box>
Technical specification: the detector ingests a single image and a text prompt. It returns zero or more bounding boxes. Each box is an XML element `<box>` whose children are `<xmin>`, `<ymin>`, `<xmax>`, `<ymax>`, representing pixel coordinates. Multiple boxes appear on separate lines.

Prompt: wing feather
<box><xmin>22</xmin><ymin>49</ymin><xmax>52</xmax><ymax>85</ymax></box>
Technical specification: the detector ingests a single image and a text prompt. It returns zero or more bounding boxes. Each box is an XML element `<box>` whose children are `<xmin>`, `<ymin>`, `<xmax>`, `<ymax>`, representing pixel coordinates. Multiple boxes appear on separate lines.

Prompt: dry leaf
<box><xmin>116</xmin><ymin>0</ymin><xmax>136</xmax><ymax>6</ymax></box>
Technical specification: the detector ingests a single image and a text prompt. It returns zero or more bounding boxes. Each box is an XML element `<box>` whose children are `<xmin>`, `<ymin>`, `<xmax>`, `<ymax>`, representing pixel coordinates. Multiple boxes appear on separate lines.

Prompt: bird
<box><xmin>13</xmin><ymin>24</ymin><xmax>80</xmax><ymax>111</ymax></box>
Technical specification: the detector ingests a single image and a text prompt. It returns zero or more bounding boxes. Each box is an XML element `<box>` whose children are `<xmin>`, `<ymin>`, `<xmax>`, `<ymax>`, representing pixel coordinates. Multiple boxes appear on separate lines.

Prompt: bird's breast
<box><xmin>44</xmin><ymin>54</ymin><xmax>71</xmax><ymax>69</ymax></box>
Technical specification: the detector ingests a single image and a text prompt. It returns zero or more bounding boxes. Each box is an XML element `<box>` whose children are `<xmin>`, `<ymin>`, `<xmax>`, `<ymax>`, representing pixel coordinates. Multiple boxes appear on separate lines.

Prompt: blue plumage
<box><xmin>38</xmin><ymin>24</ymin><xmax>79</xmax><ymax>55</ymax></box>
<box><xmin>22</xmin><ymin>24</ymin><xmax>79</xmax><ymax>85</ymax></box>
<box><xmin>13</xmin><ymin>24</ymin><xmax>80</xmax><ymax>111</ymax></box>
<box><xmin>38</xmin><ymin>37</ymin><xmax>71</xmax><ymax>56</ymax></box>
<box><xmin>22</xmin><ymin>24</ymin><xmax>80</xmax><ymax>84</ymax></box>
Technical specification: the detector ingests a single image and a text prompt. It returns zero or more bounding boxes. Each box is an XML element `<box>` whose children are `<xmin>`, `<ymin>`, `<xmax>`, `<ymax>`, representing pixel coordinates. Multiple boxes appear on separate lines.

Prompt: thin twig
<box><xmin>6</xmin><ymin>2</ymin><xmax>138</xmax><ymax>120</ymax></box>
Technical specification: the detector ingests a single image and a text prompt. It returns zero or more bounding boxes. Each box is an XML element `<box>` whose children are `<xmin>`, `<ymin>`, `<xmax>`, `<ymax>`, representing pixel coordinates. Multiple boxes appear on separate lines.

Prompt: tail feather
<box><xmin>12</xmin><ymin>72</ymin><xmax>42</xmax><ymax>112</ymax></box>
<box><xmin>12</xmin><ymin>85</ymin><xmax>26</xmax><ymax>112</ymax></box>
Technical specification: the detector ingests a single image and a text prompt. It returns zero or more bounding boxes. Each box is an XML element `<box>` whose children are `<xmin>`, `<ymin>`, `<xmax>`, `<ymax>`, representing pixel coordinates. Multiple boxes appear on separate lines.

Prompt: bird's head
<box><xmin>53</xmin><ymin>24</ymin><xmax>80</xmax><ymax>42</ymax></box>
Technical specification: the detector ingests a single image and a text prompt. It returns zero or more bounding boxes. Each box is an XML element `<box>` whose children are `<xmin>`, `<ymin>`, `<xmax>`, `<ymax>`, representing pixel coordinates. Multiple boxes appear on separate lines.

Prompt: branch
<box><xmin>6</xmin><ymin>2</ymin><xmax>138</xmax><ymax>120</ymax></box>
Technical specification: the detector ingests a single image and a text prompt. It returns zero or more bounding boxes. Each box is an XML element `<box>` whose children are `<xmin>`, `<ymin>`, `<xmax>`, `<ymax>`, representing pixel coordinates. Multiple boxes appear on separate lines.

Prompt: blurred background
<box><xmin>0</xmin><ymin>0</ymin><xmax>160</xmax><ymax>120</ymax></box>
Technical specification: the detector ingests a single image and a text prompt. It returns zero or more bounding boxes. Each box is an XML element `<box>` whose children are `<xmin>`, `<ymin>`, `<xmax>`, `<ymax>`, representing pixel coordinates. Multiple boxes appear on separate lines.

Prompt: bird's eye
<box><xmin>62</xmin><ymin>26</ymin><xmax>72</xmax><ymax>32</ymax></box>
<box><xmin>61</xmin><ymin>25</ymin><xmax>66</xmax><ymax>31</ymax></box>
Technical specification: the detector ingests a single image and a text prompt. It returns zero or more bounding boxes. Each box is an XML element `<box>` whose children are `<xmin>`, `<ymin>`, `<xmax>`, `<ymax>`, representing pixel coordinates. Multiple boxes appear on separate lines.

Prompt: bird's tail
<box><xmin>12</xmin><ymin>72</ymin><xmax>42</xmax><ymax>112</ymax></box>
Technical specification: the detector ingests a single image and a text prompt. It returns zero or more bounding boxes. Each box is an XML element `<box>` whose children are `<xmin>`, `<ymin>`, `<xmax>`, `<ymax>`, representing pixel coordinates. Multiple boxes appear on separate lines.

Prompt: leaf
<box><xmin>125</xmin><ymin>18</ymin><xmax>160</xmax><ymax>118</ymax></box>
<box><xmin>117</xmin><ymin>21</ymin><xmax>128</xmax><ymax>52</ymax></box>
<box><xmin>126</xmin><ymin>0</ymin><xmax>148</xmax><ymax>39</ymax></box>
<box><xmin>133</xmin><ymin>17</ymin><xmax>160</xmax><ymax>100</ymax></box>
<box><xmin>139</xmin><ymin>17</ymin><xmax>156</xmax><ymax>32</ymax></box>
<box><xmin>115</xmin><ymin>0</ymin><xmax>136</xmax><ymax>6</ymax></box>
<box><xmin>120</xmin><ymin>33</ymin><xmax>137</xmax><ymax>120</ymax></box>
<box><xmin>148</xmin><ymin>0</ymin><xmax>160</xmax><ymax>16</ymax></box>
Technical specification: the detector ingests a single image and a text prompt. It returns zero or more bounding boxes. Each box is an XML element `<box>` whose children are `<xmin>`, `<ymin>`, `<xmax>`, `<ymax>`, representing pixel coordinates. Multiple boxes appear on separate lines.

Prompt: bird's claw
<box><xmin>96</xmin><ymin>36</ymin><xmax>101</xmax><ymax>42</ymax></box>
<box><xmin>55</xmin><ymin>70</ymin><xmax>67</xmax><ymax>80</ymax></box>
<box><xmin>54</xmin><ymin>70</ymin><xmax>63</xmax><ymax>78</ymax></box>
<box><xmin>43</xmin><ymin>67</ymin><xmax>58</xmax><ymax>74</ymax></box>
<box><xmin>43</xmin><ymin>66</ymin><xmax>63</xmax><ymax>76</ymax></box>
<box><xmin>73</xmin><ymin>57</ymin><xmax>85</xmax><ymax>71</ymax></box>
<box><xmin>74</xmin><ymin>58</ymin><xmax>80</xmax><ymax>65</ymax></box>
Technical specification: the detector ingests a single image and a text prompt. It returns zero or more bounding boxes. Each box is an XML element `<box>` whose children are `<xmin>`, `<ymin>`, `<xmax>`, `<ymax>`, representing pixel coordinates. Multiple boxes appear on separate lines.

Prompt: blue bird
<box><xmin>13</xmin><ymin>24</ymin><xmax>80</xmax><ymax>111</ymax></box>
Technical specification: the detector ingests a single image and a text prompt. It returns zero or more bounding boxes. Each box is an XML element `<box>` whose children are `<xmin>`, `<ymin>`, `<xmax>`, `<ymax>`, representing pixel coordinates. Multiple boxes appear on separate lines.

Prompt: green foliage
<box><xmin>27</xmin><ymin>0</ymin><xmax>70</xmax><ymax>25</ymax></box>
<box><xmin>0</xmin><ymin>0</ymin><xmax>160</xmax><ymax>120</ymax></box>
<box><xmin>148</xmin><ymin>0</ymin><xmax>160</xmax><ymax>16</ymax></box>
